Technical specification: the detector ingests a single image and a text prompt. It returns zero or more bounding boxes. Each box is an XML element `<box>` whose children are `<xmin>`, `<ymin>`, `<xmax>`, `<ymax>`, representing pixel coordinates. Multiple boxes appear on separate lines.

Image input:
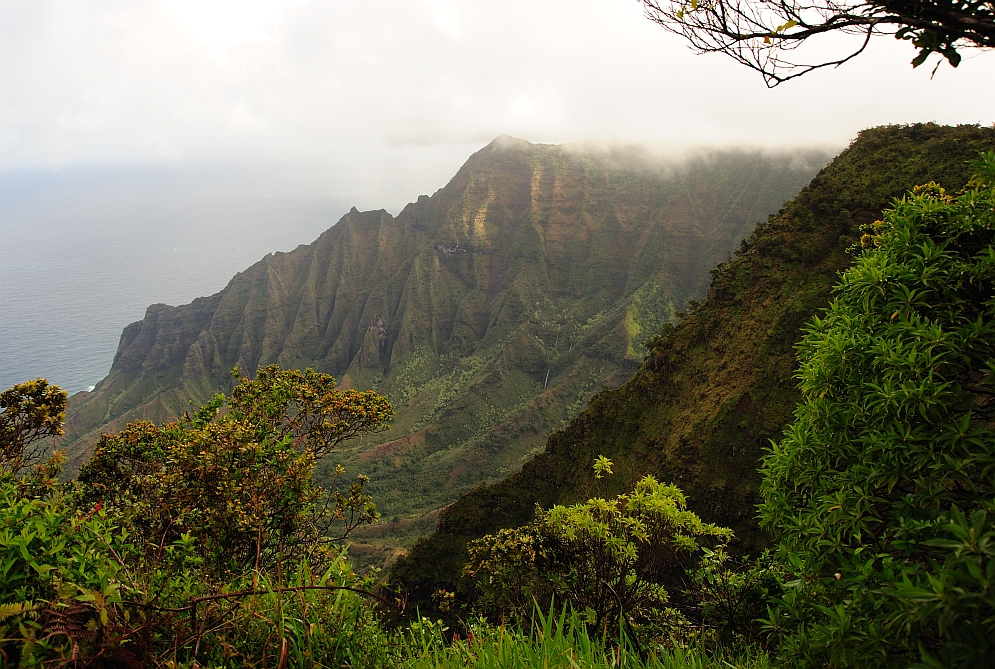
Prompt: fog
<box><xmin>2</xmin><ymin>0</ymin><xmax>994</xmax><ymax>393</ymax></box>
<box><xmin>1</xmin><ymin>0</ymin><xmax>994</xmax><ymax>191</ymax></box>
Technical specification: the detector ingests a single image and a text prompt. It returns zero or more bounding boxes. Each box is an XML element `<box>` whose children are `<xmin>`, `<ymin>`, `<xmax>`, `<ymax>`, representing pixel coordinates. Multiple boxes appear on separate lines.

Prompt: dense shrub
<box><xmin>0</xmin><ymin>469</ymin><xmax>139</xmax><ymax>666</ymax></box>
<box><xmin>692</xmin><ymin>548</ymin><xmax>784</xmax><ymax>648</ymax></box>
<box><xmin>463</xmin><ymin>459</ymin><xmax>732</xmax><ymax>642</ymax></box>
<box><xmin>760</xmin><ymin>154</ymin><xmax>995</xmax><ymax>667</ymax></box>
<box><xmin>0</xmin><ymin>379</ymin><xmax>66</xmax><ymax>474</ymax></box>
<box><xmin>73</xmin><ymin>366</ymin><xmax>392</xmax><ymax>580</ymax></box>
<box><xmin>0</xmin><ymin>367</ymin><xmax>394</xmax><ymax>667</ymax></box>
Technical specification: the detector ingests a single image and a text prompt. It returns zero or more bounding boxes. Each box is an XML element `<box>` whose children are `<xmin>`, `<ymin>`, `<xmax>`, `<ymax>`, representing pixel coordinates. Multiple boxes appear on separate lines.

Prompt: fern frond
<box><xmin>0</xmin><ymin>601</ymin><xmax>38</xmax><ymax>620</ymax></box>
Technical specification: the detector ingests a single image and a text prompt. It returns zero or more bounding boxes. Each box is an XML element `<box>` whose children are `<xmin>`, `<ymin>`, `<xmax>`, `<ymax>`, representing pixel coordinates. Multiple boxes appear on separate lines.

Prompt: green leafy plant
<box><xmin>0</xmin><ymin>469</ymin><xmax>143</xmax><ymax>667</ymax></box>
<box><xmin>760</xmin><ymin>153</ymin><xmax>995</xmax><ymax>667</ymax></box>
<box><xmin>692</xmin><ymin>548</ymin><xmax>783</xmax><ymax>648</ymax></box>
<box><xmin>74</xmin><ymin>366</ymin><xmax>391</xmax><ymax>580</ymax></box>
<box><xmin>393</xmin><ymin>605</ymin><xmax>774</xmax><ymax>669</ymax></box>
<box><xmin>464</xmin><ymin>458</ymin><xmax>732</xmax><ymax>643</ymax></box>
<box><xmin>0</xmin><ymin>379</ymin><xmax>67</xmax><ymax>474</ymax></box>
<box><xmin>226</xmin><ymin>365</ymin><xmax>394</xmax><ymax>459</ymax></box>
<box><xmin>1</xmin><ymin>369</ymin><xmax>395</xmax><ymax>667</ymax></box>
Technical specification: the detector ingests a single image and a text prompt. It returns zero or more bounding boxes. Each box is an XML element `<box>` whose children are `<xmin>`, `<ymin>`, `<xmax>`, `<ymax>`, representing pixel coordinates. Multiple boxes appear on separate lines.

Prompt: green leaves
<box><xmin>465</xmin><ymin>474</ymin><xmax>731</xmax><ymax>642</ymax></box>
<box><xmin>0</xmin><ymin>469</ymin><xmax>136</xmax><ymax>666</ymax></box>
<box><xmin>897</xmin><ymin>27</ymin><xmax>964</xmax><ymax>70</ymax></box>
<box><xmin>74</xmin><ymin>365</ymin><xmax>392</xmax><ymax>581</ymax></box>
<box><xmin>760</xmin><ymin>153</ymin><xmax>995</xmax><ymax>667</ymax></box>
<box><xmin>0</xmin><ymin>378</ymin><xmax>67</xmax><ymax>474</ymax></box>
<box><xmin>1</xmin><ymin>367</ymin><xmax>394</xmax><ymax>666</ymax></box>
<box><xmin>593</xmin><ymin>455</ymin><xmax>614</xmax><ymax>479</ymax></box>
<box><xmin>228</xmin><ymin>364</ymin><xmax>393</xmax><ymax>459</ymax></box>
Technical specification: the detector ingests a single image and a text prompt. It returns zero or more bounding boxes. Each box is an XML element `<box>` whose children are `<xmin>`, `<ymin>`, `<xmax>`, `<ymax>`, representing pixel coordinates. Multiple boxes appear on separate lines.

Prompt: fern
<box><xmin>0</xmin><ymin>601</ymin><xmax>38</xmax><ymax>620</ymax></box>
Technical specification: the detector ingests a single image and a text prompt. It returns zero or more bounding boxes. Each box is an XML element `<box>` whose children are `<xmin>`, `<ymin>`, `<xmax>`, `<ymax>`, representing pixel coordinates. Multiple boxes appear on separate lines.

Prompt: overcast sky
<box><xmin>2</xmin><ymin>0</ymin><xmax>994</xmax><ymax>204</ymax></box>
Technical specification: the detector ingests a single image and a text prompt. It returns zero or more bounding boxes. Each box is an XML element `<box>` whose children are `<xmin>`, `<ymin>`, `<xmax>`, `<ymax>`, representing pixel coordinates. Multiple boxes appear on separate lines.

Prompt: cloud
<box><xmin>0</xmin><ymin>0</ymin><xmax>993</xmax><ymax>172</ymax></box>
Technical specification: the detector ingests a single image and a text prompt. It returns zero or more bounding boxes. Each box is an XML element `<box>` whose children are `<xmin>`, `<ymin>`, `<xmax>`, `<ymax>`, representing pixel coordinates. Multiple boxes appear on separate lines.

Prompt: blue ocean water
<box><xmin>0</xmin><ymin>165</ymin><xmax>352</xmax><ymax>395</ymax></box>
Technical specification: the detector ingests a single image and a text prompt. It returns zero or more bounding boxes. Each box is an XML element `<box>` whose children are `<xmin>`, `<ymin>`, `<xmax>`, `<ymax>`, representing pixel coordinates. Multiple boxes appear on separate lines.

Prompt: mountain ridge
<box><xmin>59</xmin><ymin>137</ymin><xmax>828</xmax><ymax>555</ymax></box>
<box><xmin>391</xmin><ymin>123</ymin><xmax>995</xmax><ymax>605</ymax></box>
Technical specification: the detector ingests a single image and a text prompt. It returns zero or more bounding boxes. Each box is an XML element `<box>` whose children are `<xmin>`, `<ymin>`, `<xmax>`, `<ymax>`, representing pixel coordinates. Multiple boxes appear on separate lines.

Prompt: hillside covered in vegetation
<box><xmin>4</xmin><ymin>124</ymin><xmax>995</xmax><ymax>667</ymax></box>
<box><xmin>59</xmin><ymin>137</ymin><xmax>821</xmax><ymax>558</ymax></box>
<box><xmin>393</xmin><ymin>123</ymin><xmax>995</xmax><ymax>607</ymax></box>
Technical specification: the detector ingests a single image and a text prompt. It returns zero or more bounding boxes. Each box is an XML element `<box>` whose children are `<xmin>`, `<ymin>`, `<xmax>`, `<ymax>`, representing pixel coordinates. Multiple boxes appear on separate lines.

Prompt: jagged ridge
<box><xmin>61</xmin><ymin>137</ymin><xmax>825</xmax><ymax>557</ymax></box>
<box><xmin>391</xmin><ymin>124</ymin><xmax>995</xmax><ymax>606</ymax></box>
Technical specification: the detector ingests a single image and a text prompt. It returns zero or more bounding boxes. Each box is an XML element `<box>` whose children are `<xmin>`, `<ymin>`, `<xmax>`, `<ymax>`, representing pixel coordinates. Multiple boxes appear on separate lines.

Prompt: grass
<box><xmin>393</xmin><ymin>609</ymin><xmax>773</xmax><ymax>669</ymax></box>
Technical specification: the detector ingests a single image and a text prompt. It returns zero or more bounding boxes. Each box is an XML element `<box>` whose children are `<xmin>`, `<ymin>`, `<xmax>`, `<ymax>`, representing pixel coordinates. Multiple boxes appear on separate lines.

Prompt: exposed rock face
<box><xmin>61</xmin><ymin>136</ymin><xmax>824</xmax><ymax>547</ymax></box>
<box><xmin>391</xmin><ymin>124</ymin><xmax>995</xmax><ymax>606</ymax></box>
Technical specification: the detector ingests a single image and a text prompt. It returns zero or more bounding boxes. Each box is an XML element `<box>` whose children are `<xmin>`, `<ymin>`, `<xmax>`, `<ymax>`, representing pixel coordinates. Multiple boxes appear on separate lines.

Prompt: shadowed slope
<box><xmin>60</xmin><ymin>137</ymin><xmax>825</xmax><ymax>552</ymax></box>
<box><xmin>391</xmin><ymin>124</ymin><xmax>995</xmax><ymax>607</ymax></box>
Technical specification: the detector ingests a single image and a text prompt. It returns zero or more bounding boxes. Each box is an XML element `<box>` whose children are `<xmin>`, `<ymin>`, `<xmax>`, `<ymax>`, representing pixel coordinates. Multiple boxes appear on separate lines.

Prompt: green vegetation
<box><xmin>1</xmin><ymin>378</ymin><xmax>766</xmax><ymax>667</ymax></box>
<box><xmin>73</xmin><ymin>366</ymin><xmax>391</xmax><ymax>579</ymax></box>
<box><xmin>0</xmin><ymin>379</ymin><xmax>67</xmax><ymax>474</ymax></box>
<box><xmin>395</xmin><ymin>124</ymin><xmax>995</xmax><ymax>612</ymax></box>
<box><xmin>386</xmin><ymin>609</ymin><xmax>775</xmax><ymax>669</ymax></box>
<box><xmin>464</xmin><ymin>469</ymin><xmax>732</xmax><ymax>637</ymax></box>
<box><xmin>457</xmin><ymin>459</ymin><xmax>783</xmax><ymax>653</ymax></box>
<box><xmin>58</xmin><ymin>139</ymin><xmax>823</xmax><ymax>559</ymax></box>
<box><xmin>760</xmin><ymin>155</ymin><xmax>995</xmax><ymax>667</ymax></box>
<box><xmin>6</xmin><ymin>126</ymin><xmax>995</xmax><ymax>666</ymax></box>
<box><xmin>1</xmin><ymin>367</ymin><xmax>394</xmax><ymax>666</ymax></box>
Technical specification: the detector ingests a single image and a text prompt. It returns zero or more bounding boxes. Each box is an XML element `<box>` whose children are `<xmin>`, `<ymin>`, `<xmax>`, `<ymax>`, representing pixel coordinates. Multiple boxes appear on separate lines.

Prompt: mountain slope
<box><xmin>391</xmin><ymin>124</ymin><xmax>995</xmax><ymax>604</ymax></box>
<box><xmin>61</xmin><ymin>137</ymin><xmax>824</xmax><ymax>551</ymax></box>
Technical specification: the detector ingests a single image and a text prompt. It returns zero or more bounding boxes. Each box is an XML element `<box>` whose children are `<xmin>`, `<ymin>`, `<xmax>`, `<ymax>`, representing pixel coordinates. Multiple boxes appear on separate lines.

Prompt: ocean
<box><xmin>0</xmin><ymin>164</ymin><xmax>353</xmax><ymax>395</ymax></box>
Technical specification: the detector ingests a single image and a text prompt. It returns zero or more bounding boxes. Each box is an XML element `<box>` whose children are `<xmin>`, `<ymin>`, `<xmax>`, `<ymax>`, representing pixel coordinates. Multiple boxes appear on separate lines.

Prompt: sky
<box><xmin>2</xmin><ymin>0</ymin><xmax>994</xmax><ymax>392</ymax></box>
<box><xmin>2</xmin><ymin>0</ymin><xmax>995</xmax><ymax>207</ymax></box>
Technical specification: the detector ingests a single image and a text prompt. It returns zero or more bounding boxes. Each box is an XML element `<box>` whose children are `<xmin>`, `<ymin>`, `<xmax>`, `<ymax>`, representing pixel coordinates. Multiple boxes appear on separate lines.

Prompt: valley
<box><xmin>58</xmin><ymin>137</ymin><xmax>825</xmax><ymax>562</ymax></box>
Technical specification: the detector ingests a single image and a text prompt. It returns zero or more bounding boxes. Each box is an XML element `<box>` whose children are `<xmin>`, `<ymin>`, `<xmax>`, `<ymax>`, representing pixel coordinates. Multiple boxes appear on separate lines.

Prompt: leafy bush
<box><xmin>0</xmin><ymin>470</ymin><xmax>140</xmax><ymax>666</ymax></box>
<box><xmin>0</xmin><ymin>379</ymin><xmax>66</xmax><ymax>474</ymax></box>
<box><xmin>692</xmin><ymin>548</ymin><xmax>783</xmax><ymax>648</ymax></box>
<box><xmin>1</xmin><ymin>367</ymin><xmax>395</xmax><ymax>667</ymax></box>
<box><xmin>760</xmin><ymin>153</ymin><xmax>995</xmax><ymax>667</ymax></box>
<box><xmin>464</xmin><ymin>459</ymin><xmax>732</xmax><ymax>643</ymax></box>
<box><xmin>74</xmin><ymin>366</ymin><xmax>391</xmax><ymax>580</ymax></box>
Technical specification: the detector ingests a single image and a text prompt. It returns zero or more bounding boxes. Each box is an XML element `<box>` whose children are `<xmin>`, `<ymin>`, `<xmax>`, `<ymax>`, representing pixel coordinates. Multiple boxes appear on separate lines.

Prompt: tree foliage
<box><xmin>74</xmin><ymin>365</ymin><xmax>392</xmax><ymax>579</ymax></box>
<box><xmin>639</xmin><ymin>0</ymin><xmax>995</xmax><ymax>84</ymax></box>
<box><xmin>0</xmin><ymin>379</ymin><xmax>67</xmax><ymax>474</ymax></box>
<box><xmin>760</xmin><ymin>153</ymin><xmax>995</xmax><ymax>666</ymax></box>
<box><xmin>463</xmin><ymin>461</ymin><xmax>732</xmax><ymax>640</ymax></box>
<box><xmin>0</xmin><ymin>367</ymin><xmax>395</xmax><ymax>666</ymax></box>
<box><xmin>226</xmin><ymin>365</ymin><xmax>394</xmax><ymax>459</ymax></box>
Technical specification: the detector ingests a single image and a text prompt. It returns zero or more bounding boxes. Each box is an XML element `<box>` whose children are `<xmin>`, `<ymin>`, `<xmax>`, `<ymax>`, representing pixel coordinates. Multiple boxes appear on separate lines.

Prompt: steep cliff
<box><xmin>61</xmin><ymin>136</ymin><xmax>824</xmax><ymax>554</ymax></box>
<box><xmin>391</xmin><ymin>124</ymin><xmax>995</xmax><ymax>604</ymax></box>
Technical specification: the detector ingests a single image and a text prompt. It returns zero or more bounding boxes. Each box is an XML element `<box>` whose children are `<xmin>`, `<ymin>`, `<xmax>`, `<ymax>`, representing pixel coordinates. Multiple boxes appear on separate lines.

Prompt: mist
<box><xmin>1</xmin><ymin>0</ymin><xmax>994</xmax><ymax>176</ymax></box>
<box><xmin>2</xmin><ymin>0</ymin><xmax>994</xmax><ymax>394</ymax></box>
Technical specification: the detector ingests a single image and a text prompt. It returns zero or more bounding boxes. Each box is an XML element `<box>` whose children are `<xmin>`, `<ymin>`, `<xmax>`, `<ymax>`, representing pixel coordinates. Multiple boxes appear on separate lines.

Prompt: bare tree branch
<box><xmin>639</xmin><ymin>0</ymin><xmax>995</xmax><ymax>85</ymax></box>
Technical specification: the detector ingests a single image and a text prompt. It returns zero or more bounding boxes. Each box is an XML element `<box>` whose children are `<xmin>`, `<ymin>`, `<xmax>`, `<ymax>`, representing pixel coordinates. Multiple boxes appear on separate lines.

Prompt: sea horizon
<box><xmin>0</xmin><ymin>164</ymin><xmax>357</xmax><ymax>395</ymax></box>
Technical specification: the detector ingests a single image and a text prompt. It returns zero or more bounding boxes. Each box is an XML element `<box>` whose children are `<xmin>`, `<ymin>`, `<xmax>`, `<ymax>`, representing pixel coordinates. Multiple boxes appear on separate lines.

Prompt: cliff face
<box><xmin>62</xmin><ymin>136</ymin><xmax>824</xmax><ymax>552</ymax></box>
<box><xmin>391</xmin><ymin>125</ymin><xmax>995</xmax><ymax>604</ymax></box>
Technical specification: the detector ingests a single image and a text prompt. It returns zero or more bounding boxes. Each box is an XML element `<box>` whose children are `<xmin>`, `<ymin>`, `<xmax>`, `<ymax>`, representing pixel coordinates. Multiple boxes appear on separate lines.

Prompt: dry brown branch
<box><xmin>639</xmin><ymin>0</ymin><xmax>995</xmax><ymax>84</ymax></box>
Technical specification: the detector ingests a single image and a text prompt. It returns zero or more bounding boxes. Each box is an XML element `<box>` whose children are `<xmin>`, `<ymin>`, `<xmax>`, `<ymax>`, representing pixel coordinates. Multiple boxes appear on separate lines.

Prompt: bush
<box><xmin>760</xmin><ymin>153</ymin><xmax>995</xmax><ymax>667</ymax></box>
<box><xmin>0</xmin><ymin>368</ymin><xmax>395</xmax><ymax>667</ymax></box>
<box><xmin>74</xmin><ymin>366</ymin><xmax>391</xmax><ymax>580</ymax></box>
<box><xmin>693</xmin><ymin>548</ymin><xmax>783</xmax><ymax>649</ymax></box>
<box><xmin>0</xmin><ymin>469</ymin><xmax>139</xmax><ymax>666</ymax></box>
<box><xmin>464</xmin><ymin>459</ymin><xmax>732</xmax><ymax>643</ymax></box>
<box><xmin>0</xmin><ymin>379</ymin><xmax>66</xmax><ymax>474</ymax></box>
